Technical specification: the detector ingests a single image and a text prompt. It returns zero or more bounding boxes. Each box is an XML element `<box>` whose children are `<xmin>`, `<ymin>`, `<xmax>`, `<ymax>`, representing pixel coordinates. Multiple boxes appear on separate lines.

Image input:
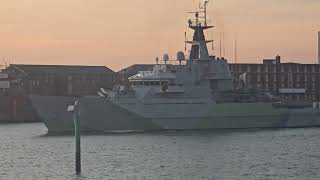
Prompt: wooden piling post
<box><xmin>74</xmin><ymin>100</ymin><xmax>81</xmax><ymax>174</ymax></box>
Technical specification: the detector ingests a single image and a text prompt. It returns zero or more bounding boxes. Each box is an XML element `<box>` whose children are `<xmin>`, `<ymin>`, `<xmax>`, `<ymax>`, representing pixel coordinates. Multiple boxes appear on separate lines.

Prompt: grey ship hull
<box><xmin>30</xmin><ymin>95</ymin><xmax>320</xmax><ymax>134</ymax></box>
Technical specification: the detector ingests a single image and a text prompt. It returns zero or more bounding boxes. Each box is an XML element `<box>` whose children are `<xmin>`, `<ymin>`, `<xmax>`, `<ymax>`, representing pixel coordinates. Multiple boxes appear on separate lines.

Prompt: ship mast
<box><xmin>187</xmin><ymin>0</ymin><xmax>214</xmax><ymax>61</ymax></box>
<box><xmin>201</xmin><ymin>0</ymin><xmax>208</xmax><ymax>27</ymax></box>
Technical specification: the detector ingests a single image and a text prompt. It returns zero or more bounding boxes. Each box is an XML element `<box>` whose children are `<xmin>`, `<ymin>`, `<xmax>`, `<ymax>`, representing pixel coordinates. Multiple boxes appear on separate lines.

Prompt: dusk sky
<box><xmin>0</xmin><ymin>0</ymin><xmax>319</xmax><ymax>70</ymax></box>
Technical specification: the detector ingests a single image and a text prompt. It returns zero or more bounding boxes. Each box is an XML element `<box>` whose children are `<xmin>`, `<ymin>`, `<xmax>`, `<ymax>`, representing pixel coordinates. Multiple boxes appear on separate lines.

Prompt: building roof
<box><xmin>6</xmin><ymin>64</ymin><xmax>114</xmax><ymax>75</ymax></box>
<box><xmin>118</xmin><ymin>64</ymin><xmax>154</xmax><ymax>77</ymax></box>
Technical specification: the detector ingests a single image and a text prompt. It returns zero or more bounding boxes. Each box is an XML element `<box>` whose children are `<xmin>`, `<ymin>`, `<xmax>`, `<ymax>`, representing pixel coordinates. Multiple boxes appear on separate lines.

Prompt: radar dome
<box><xmin>176</xmin><ymin>51</ymin><xmax>185</xmax><ymax>61</ymax></box>
<box><xmin>163</xmin><ymin>54</ymin><xmax>169</xmax><ymax>62</ymax></box>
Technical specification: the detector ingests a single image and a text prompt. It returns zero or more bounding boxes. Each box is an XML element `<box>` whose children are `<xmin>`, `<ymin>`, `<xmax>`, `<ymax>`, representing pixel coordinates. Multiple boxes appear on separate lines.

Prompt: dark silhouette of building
<box><xmin>3</xmin><ymin>64</ymin><xmax>115</xmax><ymax>96</ymax></box>
<box><xmin>1</xmin><ymin>64</ymin><xmax>115</xmax><ymax>122</ymax></box>
<box><xmin>0</xmin><ymin>71</ymin><xmax>11</xmax><ymax>122</ymax></box>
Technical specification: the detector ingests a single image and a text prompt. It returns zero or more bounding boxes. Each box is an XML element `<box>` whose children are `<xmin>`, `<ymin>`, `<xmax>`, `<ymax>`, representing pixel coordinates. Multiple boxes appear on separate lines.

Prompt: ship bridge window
<box><xmin>132</xmin><ymin>81</ymin><xmax>143</xmax><ymax>85</ymax></box>
<box><xmin>160</xmin><ymin>81</ymin><xmax>169</xmax><ymax>85</ymax></box>
<box><xmin>144</xmin><ymin>81</ymin><xmax>150</xmax><ymax>86</ymax></box>
<box><xmin>134</xmin><ymin>81</ymin><xmax>163</xmax><ymax>86</ymax></box>
<box><xmin>161</xmin><ymin>80</ymin><xmax>177</xmax><ymax>86</ymax></box>
<box><xmin>150</xmin><ymin>81</ymin><xmax>156</xmax><ymax>86</ymax></box>
<box><xmin>148</xmin><ymin>81</ymin><xmax>161</xmax><ymax>86</ymax></box>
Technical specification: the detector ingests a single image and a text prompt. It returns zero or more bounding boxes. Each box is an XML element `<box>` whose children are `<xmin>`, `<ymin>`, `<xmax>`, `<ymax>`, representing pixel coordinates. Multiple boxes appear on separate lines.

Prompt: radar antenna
<box><xmin>199</xmin><ymin>0</ymin><xmax>209</xmax><ymax>26</ymax></box>
<box><xmin>187</xmin><ymin>0</ymin><xmax>211</xmax><ymax>28</ymax></box>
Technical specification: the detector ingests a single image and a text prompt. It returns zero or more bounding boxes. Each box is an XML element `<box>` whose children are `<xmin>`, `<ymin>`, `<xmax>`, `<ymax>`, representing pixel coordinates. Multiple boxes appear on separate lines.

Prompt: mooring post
<box><xmin>74</xmin><ymin>99</ymin><xmax>81</xmax><ymax>174</ymax></box>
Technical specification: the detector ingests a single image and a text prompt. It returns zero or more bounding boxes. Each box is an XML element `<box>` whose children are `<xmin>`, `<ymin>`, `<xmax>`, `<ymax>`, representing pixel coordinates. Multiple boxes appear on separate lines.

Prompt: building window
<box><xmin>304</xmin><ymin>66</ymin><xmax>308</xmax><ymax>73</ymax></box>
<box><xmin>296</xmin><ymin>95</ymin><xmax>300</xmax><ymax>101</ymax></box>
<box><xmin>288</xmin><ymin>74</ymin><xmax>293</xmax><ymax>82</ymax></box>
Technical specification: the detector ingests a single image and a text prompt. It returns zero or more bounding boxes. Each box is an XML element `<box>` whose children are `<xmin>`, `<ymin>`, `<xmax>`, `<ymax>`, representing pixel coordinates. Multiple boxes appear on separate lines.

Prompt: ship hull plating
<box><xmin>30</xmin><ymin>95</ymin><xmax>320</xmax><ymax>134</ymax></box>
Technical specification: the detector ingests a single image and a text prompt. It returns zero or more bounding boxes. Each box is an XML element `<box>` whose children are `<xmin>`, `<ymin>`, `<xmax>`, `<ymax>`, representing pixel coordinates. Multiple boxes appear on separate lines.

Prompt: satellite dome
<box><xmin>177</xmin><ymin>51</ymin><xmax>185</xmax><ymax>61</ymax></box>
<box><xmin>163</xmin><ymin>54</ymin><xmax>169</xmax><ymax>62</ymax></box>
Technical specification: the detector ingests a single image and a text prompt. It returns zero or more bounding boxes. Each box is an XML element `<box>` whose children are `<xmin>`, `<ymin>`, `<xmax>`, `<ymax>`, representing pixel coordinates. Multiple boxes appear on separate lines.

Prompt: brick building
<box><xmin>229</xmin><ymin>56</ymin><xmax>320</xmax><ymax>102</ymax></box>
<box><xmin>0</xmin><ymin>71</ymin><xmax>11</xmax><ymax>122</ymax></box>
<box><xmin>1</xmin><ymin>64</ymin><xmax>115</xmax><ymax>122</ymax></box>
<box><xmin>3</xmin><ymin>64</ymin><xmax>115</xmax><ymax>96</ymax></box>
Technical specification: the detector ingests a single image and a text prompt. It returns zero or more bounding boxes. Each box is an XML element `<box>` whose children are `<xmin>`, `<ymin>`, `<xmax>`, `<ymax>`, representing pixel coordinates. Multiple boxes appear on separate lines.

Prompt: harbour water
<box><xmin>1</xmin><ymin>123</ymin><xmax>320</xmax><ymax>180</ymax></box>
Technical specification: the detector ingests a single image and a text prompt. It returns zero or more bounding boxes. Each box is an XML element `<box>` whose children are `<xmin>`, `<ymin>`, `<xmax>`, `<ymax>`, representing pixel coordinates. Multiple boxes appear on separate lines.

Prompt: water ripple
<box><xmin>0</xmin><ymin>124</ymin><xmax>320</xmax><ymax>179</ymax></box>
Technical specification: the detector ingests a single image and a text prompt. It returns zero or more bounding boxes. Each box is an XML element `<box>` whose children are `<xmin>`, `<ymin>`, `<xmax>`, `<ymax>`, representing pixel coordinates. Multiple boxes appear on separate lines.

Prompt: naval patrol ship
<box><xmin>30</xmin><ymin>1</ymin><xmax>320</xmax><ymax>133</ymax></box>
